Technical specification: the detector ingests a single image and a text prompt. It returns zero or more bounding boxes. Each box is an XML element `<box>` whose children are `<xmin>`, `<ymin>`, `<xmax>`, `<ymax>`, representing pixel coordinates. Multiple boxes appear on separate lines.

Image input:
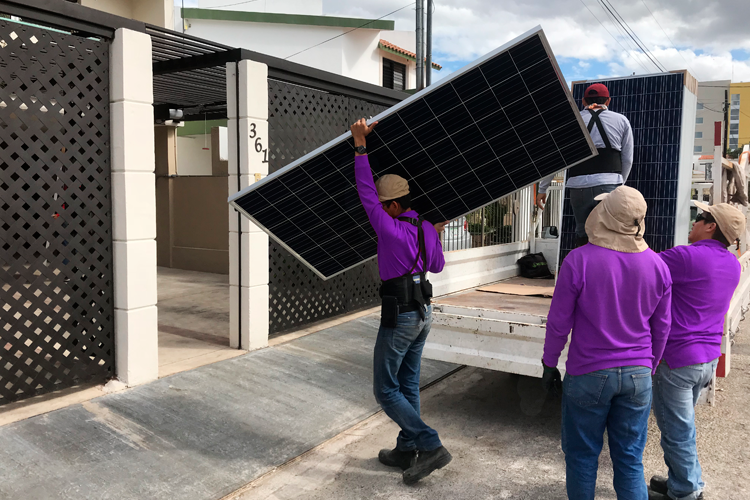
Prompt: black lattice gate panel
<box><xmin>0</xmin><ymin>21</ymin><xmax>113</xmax><ymax>404</ymax></box>
<box><xmin>266</xmin><ymin>81</ymin><xmax>388</xmax><ymax>333</ymax></box>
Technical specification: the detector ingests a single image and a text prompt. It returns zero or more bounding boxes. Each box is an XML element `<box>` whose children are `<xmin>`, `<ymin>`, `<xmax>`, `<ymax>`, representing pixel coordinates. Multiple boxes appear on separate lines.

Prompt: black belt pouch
<box><xmin>381</xmin><ymin>296</ymin><xmax>399</xmax><ymax>328</ymax></box>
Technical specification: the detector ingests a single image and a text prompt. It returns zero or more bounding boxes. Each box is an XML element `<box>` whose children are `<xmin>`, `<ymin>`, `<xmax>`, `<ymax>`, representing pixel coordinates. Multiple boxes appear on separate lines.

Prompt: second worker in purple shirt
<box><xmin>542</xmin><ymin>185</ymin><xmax>672</xmax><ymax>500</ymax></box>
<box><xmin>648</xmin><ymin>202</ymin><xmax>745</xmax><ymax>500</ymax></box>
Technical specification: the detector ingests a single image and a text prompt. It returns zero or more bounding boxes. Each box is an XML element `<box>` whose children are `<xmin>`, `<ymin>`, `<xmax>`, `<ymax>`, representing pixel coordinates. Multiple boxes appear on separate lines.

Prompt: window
<box><xmin>696</xmin><ymin>117</ymin><xmax>703</xmax><ymax>124</ymax></box>
<box><xmin>694</xmin><ymin>145</ymin><xmax>702</xmax><ymax>153</ymax></box>
<box><xmin>383</xmin><ymin>58</ymin><xmax>406</xmax><ymax>91</ymax></box>
<box><xmin>730</xmin><ymin>139</ymin><xmax>739</xmax><ymax>149</ymax></box>
<box><xmin>695</xmin><ymin>132</ymin><xmax>703</xmax><ymax>139</ymax></box>
<box><xmin>696</xmin><ymin>103</ymin><xmax>704</xmax><ymax>110</ymax></box>
<box><xmin>731</xmin><ymin>109</ymin><xmax>740</xmax><ymax>120</ymax></box>
<box><xmin>730</xmin><ymin>124</ymin><xmax>739</xmax><ymax>133</ymax></box>
<box><xmin>731</xmin><ymin>94</ymin><xmax>740</xmax><ymax>106</ymax></box>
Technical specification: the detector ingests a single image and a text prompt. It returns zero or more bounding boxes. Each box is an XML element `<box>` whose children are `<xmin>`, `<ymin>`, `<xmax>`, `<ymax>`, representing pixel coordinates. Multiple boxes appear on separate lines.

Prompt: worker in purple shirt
<box><xmin>350</xmin><ymin>118</ymin><xmax>451</xmax><ymax>485</ymax></box>
<box><xmin>648</xmin><ymin>202</ymin><xmax>745</xmax><ymax>500</ymax></box>
<box><xmin>542</xmin><ymin>186</ymin><xmax>672</xmax><ymax>500</ymax></box>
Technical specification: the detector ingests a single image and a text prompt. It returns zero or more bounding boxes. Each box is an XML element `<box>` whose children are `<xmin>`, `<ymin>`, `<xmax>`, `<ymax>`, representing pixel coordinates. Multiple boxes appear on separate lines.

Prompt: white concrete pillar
<box><xmin>110</xmin><ymin>28</ymin><xmax>158</xmax><ymax>386</ymax></box>
<box><xmin>227</xmin><ymin>60</ymin><xmax>270</xmax><ymax>350</ymax></box>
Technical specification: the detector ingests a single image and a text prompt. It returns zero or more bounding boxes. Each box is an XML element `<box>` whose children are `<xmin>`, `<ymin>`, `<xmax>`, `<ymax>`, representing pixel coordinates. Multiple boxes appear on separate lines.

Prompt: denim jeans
<box><xmin>562</xmin><ymin>366</ymin><xmax>652</xmax><ymax>500</ymax></box>
<box><xmin>569</xmin><ymin>184</ymin><xmax>620</xmax><ymax>238</ymax></box>
<box><xmin>373</xmin><ymin>305</ymin><xmax>441</xmax><ymax>452</ymax></box>
<box><xmin>652</xmin><ymin>359</ymin><xmax>718</xmax><ymax>500</ymax></box>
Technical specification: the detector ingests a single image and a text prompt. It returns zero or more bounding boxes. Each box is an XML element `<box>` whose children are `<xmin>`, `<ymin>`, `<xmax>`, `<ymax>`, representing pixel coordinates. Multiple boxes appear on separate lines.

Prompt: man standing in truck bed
<box><xmin>538</xmin><ymin>83</ymin><xmax>634</xmax><ymax>247</ymax></box>
<box><xmin>350</xmin><ymin>117</ymin><xmax>451</xmax><ymax>485</ymax></box>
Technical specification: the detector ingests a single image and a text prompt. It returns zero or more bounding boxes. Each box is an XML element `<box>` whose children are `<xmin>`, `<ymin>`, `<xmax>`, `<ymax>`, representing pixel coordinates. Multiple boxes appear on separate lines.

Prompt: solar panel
<box><xmin>230</xmin><ymin>26</ymin><xmax>597</xmax><ymax>280</ymax></box>
<box><xmin>560</xmin><ymin>72</ymin><xmax>695</xmax><ymax>263</ymax></box>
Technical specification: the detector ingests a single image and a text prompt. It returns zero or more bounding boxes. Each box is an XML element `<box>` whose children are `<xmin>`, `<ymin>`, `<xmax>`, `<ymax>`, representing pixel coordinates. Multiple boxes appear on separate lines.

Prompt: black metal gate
<box><xmin>0</xmin><ymin>20</ymin><xmax>114</xmax><ymax>404</ymax></box>
<box><xmin>267</xmin><ymin>80</ymin><xmax>390</xmax><ymax>333</ymax></box>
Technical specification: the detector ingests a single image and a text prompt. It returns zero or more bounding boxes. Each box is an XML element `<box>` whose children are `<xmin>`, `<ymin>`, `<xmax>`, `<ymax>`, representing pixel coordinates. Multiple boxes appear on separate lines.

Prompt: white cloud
<box><xmin>322</xmin><ymin>0</ymin><xmax>750</xmax><ymax>82</ymax></box>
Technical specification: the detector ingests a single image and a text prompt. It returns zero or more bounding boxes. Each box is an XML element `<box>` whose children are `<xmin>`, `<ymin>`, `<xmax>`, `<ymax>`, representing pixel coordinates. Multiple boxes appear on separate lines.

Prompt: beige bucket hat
<box><xmin>585</xmin><ymin>185</ymin><xmax>649</xmax><ymax>253</ymax></box>
<box><xmin>375</xmin><ymin>174</ymin><xmax>410</xmax><ymax>202</ymax></box>
<box><xmin>693</xmin><ymin>201</ymin><xmax>746</xmax><ymax>243</ymax></box>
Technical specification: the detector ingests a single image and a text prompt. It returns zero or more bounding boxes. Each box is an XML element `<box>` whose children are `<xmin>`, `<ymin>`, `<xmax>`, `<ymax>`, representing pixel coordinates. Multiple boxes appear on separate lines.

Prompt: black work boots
<box><xmin>403</xmin><ymin>446</ymin><xmax>453</xmax><ymax>485</ymax></box>
<box><xmin>378</xmin><ymin>446</ymin><xmax>453</xmax><ymax>484</ymax></box>
<box><xmin>378</xmin><ymin>448</ymin><xmax>417</xmax><ymax>471</ymax></box>
<box><xmin>648</xmin><ymin>475</ymin><xmax>705</xmax><ymax>500</ymax></box>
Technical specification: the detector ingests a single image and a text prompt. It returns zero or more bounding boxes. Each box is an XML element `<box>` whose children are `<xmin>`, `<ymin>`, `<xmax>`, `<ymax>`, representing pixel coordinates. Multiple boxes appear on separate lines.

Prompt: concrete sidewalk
<box><xmin>0</xmin><ymin>314</ymin><xmax>456</xmax><ymax>500</ymax></box>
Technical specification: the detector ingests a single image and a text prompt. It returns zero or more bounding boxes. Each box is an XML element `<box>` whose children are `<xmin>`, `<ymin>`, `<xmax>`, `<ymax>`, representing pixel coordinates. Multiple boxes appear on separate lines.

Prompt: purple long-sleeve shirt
<box><xmin>543</xmin><ymin>244</ymin><xmax>672</xmax><ymax>375</ymax></box>
<box><xmin>659</xmin><ymin>239</ymin><xmax>741</xmax><ymax>369</ymax></box>
<box><xmin>354</xmin><ymin>155</ymin><xmax>445</xmax><ymax>281</ymax></box>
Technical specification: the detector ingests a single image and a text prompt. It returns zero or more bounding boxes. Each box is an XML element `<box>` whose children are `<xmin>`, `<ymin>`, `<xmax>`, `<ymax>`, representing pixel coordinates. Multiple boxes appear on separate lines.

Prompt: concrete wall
<box><xmin>430</xmin><ymin>242</ymin><xmax>530</xmax><ymax>298</ymax></box>
<box><xmin>176</xmin><ymin>134</ymin><xmax>213</xmax><ymax>176</ymax></box>
<box><xmin>81</xmin><ymin>0</ymin><xmax>173</xmax><ymax>28</ymax></box>
<box><xmin>195</xmin><ymin>0</ymin><xmax>322</xmax><ymax>14</ymax></box>
<box><xmin>170</xmin><ymin>177</ymin><xmax>229</xmax><ymax>274</ymax></box>
<box><xmin>186</xmin><ymin>20</ymin><xmax>352</xmax><ymax>77</ymax></box>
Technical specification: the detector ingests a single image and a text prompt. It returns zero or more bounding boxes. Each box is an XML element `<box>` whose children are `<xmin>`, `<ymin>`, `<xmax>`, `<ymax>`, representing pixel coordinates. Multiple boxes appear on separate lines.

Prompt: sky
<box><xmin>321</xmin><ymin>0</ymin><xmax>750</xmax><ymax>85</ymax></box>
<box><xmin>178</xmin><ymin>0</ymin><xmax>750</xmax><ymax>87</ymax></box>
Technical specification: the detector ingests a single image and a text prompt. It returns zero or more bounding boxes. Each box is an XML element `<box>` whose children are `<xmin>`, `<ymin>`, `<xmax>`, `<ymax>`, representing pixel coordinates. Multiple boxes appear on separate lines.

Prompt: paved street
<box><xmin>235</xmin><ymin>324</ymin><xmax>750</xmax><ymax>500</ymax></box>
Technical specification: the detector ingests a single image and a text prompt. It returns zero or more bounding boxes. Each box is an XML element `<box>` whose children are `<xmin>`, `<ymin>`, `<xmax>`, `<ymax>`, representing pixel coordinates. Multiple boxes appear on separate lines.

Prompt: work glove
<box><xmin>542</xmin><ymin>359</ymin><xmax>563</xmax><ymax>396</ymax></box>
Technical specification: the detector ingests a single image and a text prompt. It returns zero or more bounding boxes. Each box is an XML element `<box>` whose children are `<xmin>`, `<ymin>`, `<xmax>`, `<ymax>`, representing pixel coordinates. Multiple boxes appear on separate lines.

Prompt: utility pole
<box><xmin>724</xmin><ymin>89</ymin><xmax>729</xmax><ymax>158</ymax></box>
<box><xmin>426</xmin><ymin>0</ymin><xmax>433</xmax><ymax>87</ymax></box>
<box><xmin>415</xmin><ymin>0</ymin><xmax>424</xmax><ymax>91</ymax></box>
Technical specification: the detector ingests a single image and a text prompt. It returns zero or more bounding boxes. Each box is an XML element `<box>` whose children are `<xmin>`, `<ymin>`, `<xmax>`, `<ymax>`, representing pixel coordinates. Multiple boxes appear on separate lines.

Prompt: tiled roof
<box><xmin>379</xmin><ymin>40</ymin><xmax>442</xmax><ymax>70</ymax></box>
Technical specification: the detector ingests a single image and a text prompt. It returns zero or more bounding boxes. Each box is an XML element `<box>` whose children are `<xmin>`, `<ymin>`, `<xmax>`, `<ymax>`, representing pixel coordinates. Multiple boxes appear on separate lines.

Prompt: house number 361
<box><xmin>249</xmin><ymin>122</ymin><xmax>269</xmax><ymax>164</ymax></box>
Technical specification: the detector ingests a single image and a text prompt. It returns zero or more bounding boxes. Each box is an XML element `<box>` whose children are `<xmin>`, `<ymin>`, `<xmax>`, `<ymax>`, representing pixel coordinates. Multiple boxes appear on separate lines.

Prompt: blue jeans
<box><xmin>652</xmin><ymin>359</ymin><xmax>718</xmax><ymax>500</ymax></box>
<box><xmin>562</xmin><ymin>366</ymin><xmax>652</xmax><ymax>500</ymax></box>
<box><xmin>569</xmin><ymin>184</ymin><xmax>620</xmax><ymax>238</ymax></box>
<box><xmin>373</xmin><ymin>305</ymin><xmax>441</xmax><ymax>452</ymax></box>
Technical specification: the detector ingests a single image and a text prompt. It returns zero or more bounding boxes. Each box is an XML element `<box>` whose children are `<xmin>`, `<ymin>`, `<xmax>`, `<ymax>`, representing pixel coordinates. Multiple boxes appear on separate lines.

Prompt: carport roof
<box><xmin>1</xmin><ymin>0</ymin><xmax>407</xmax><ymax>123</ymax></box>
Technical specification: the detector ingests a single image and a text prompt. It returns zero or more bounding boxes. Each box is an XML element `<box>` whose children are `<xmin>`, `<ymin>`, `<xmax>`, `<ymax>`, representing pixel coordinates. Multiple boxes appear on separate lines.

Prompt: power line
<box><xmin>577</xmin><ymin>0</ymin><xmax>651</xmax><ymax>73</ymax></box>
<box><xmin>640</xmin><ymin>0</ymin><xmax>699</xmax><ymax>78</ymax></box>
<box><xmin>605</xmin><ymin>0</ymin><xmax>669</xmax><ymax>72</ymax></box>
<box><xmin>594</xmin><ymin>0</ymin><xmax>656</xmax><ymax>73</ymax></box>
<box><xmin>284</xmin><ymin>2</ymin><xmax>415</xmax><ymax>60</ymax></box>
<box><xmin>597</xmin><ymin>0</ymin><xmax>666</xmax><ymax>72</ymax></box>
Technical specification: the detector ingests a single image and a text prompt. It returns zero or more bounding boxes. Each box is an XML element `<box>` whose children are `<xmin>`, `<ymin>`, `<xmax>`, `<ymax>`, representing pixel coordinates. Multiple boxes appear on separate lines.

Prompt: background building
<box><xmin>178</xmin><ymin>0</ymin><xmax>440</xmax><ymax>90</ymax></box>
<box><xmin>729</xmin><ymin>82</ymin><xmax>750</xmax><ymax>152</ymax></box>
<box><xmin>694</xmin><ymin>80</ymin><xmax>729</xmax><ymax>155</ymax></box>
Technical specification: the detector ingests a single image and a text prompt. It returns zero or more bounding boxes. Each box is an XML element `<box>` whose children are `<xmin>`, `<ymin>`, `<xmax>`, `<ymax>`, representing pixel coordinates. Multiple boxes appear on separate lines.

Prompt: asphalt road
<box><xmin>235</xmin><ymin>322</ymin><xmax>750</xmax><ymax>500</ymax></box>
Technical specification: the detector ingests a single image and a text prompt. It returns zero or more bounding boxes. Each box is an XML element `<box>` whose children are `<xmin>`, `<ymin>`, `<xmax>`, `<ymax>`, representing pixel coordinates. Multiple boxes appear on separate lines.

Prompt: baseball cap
<box><xmin>693</xmin><ymin>201</ymin><xmax>746</xmax><ymax>242</ymax></box>
<box><xmin>375</xmin><ymin>174</ymin><xmax>410</xmax><ymax>202</ymax></box>
<box><xmin>584</xmin><ymin>83</ymin><xmax>610</xmax><ymax>99</ymax></box>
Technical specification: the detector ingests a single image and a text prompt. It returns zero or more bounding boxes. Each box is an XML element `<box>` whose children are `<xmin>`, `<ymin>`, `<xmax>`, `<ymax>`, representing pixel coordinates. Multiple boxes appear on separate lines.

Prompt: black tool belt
<box><xmin>379</xmin><ymin>216</ymin><xmax>434</xmax><ymax>328</ymax></box>
<box><xmin>568</xmin><ymin>108</ymin><xmax>623</xmax><ymax>178</ymax></box>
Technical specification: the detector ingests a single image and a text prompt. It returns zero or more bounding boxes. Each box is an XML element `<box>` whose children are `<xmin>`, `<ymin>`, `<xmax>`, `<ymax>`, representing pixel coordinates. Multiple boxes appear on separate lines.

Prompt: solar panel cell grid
<box><xmin>231</xmin><ymin>27</ymin><xmax>596</xmax><ymax>279</ymax></box>
<box><xmin>561</xmin><ymin>73</ymin><xmax>687</xmax><ymax>262</ymax></box>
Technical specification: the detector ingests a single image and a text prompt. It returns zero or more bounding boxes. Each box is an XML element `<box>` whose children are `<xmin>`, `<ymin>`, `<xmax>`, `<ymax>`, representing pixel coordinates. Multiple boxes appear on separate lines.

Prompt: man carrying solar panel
<box><xmin>537</xmin><ymin>83</ymin><xmax>634</xmax><ymax>248</ymax></box>
<box><xmin>350</xmin><ymin>118</ymin><xmax>452</xmax><ymax>485</ymax></box>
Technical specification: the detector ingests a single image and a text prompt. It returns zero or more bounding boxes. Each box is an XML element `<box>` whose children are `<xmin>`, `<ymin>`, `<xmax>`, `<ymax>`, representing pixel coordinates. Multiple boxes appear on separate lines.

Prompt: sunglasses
<box><xmin>695</xmin><ymin>212</ymin><xmax>715</xmax><ymax>224</ymax></box>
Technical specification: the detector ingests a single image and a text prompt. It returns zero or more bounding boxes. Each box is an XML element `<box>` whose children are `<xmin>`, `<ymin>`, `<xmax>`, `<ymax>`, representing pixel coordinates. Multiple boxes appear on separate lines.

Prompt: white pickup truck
<box><xmin>424</xmin><ymin>252</ymin><xmax>750</xmax><ymax>405</ymax></box>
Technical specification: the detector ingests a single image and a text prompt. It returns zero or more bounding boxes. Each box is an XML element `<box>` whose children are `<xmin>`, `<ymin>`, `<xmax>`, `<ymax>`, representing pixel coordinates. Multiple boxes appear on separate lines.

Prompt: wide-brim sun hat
<box><xmin>585</xmin><ymin>185</ymin><xmax>648</xmax><ymax>253</ymax></box>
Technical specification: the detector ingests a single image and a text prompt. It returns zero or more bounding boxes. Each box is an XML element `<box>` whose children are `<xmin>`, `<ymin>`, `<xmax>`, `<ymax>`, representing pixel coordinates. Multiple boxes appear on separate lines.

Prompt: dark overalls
<box><xmin>373</xmin><ymin>216</ymin><xmax>442</xmax><ymax>452</ymax></box>
<box><xmin>568</xmin><ymin>108</ymin><xmax>623</xmax><ymax>246</ymax></box>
